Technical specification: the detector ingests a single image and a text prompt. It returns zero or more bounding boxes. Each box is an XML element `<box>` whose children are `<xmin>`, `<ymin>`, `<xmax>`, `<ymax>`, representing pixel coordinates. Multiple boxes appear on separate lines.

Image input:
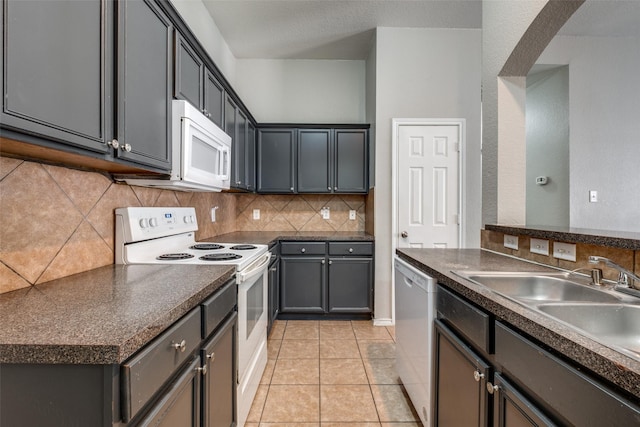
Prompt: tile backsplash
<box><xmin>0</xmin><ymin>157</ymin><xmax>366</xmax><ymax>294</ymax></box>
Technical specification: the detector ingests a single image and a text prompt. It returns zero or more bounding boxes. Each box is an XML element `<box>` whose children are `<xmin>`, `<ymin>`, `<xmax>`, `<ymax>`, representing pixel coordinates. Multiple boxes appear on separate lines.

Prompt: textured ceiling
<box><xmin>200</xmin><ymin>0</ymin><xmax>640</xmax><ymax>60</ymax></box>
<box><xmin>201</xmin><ymin>0</ymin><xmax>482</xmax><ymax>59</ymax></box>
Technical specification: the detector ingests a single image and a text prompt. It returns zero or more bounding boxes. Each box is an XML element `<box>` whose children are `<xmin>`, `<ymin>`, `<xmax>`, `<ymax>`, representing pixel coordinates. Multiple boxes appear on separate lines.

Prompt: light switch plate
<box><xmin>504</xmin><ymin>234</ymin><xmax>519</xmax><ymax>250</ymax></box>
<box><xmin>349</xmin><ymin>210</ymin><xmax>356</xmax><ymax>220</ymax></box>
<box><xmin>530</xmin><ymin>238</ymin><xmax>549</xmax><ymax>256</ymax></box>
<box><xmin>253</xmin><ymin>209</ymin><xmax>260</xmax><ymax>220</ymax></box>
<box><xmin>553</xmin><ymin>242</ymin><xmax>577</xmax><ymax>262</ymax></box>
<box><xmin>321</xmin><ymin>207</ymin><xmax>330</xmax><ymax>220</ymax></box>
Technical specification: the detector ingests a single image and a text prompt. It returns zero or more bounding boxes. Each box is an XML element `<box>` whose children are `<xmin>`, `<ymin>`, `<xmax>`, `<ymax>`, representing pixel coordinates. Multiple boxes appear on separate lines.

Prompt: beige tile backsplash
<box><xmin>0</xmin><ymin>157</ymin><xmax>366</xmax><ymax>293</ymax></box>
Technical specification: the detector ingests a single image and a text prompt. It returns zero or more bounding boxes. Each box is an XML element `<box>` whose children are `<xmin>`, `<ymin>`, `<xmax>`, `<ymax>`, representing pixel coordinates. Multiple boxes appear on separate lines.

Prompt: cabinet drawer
<box><xmin>281</xmin><ymin>242</ymin><xmax>326</xmax><ymax>255</ymax></box>
<box><xmin>201</xmin><ymin>279</ymin><xmax>236</xmax><ymax>339</ymax></box>
<box><xmin>121</xmin><ymin>307</ymin><xmax>202</xmax><ymax>421</ymax></box>
<box><xmin>328</xmin><ymin>242</ymin><xmax>373</xmax><ymax>256</ymax></box>
<box><xmin>436</xmin><ymin>285</ymin><xmax>492</xmax><ymax>354</ymax></box>
<box><xmin>495</xmin><ymin>321</ymin><xmax>640</xmax><ymax>426</ymax></box>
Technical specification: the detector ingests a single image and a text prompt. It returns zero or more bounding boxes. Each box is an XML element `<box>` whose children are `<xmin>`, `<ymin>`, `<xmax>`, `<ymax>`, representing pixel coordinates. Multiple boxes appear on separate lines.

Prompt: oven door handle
<box><xmin>237</xmin><ymin>252</ymin><xmax>271</xmax><ymax>283</ymax></box>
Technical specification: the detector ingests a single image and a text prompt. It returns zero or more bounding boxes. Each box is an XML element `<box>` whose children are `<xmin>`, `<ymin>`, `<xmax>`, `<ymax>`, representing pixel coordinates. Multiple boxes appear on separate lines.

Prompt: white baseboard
<box><xmin>373</xmin><ymin>318</ymin><xmax>394</xmax><ymax>326</ymax></box>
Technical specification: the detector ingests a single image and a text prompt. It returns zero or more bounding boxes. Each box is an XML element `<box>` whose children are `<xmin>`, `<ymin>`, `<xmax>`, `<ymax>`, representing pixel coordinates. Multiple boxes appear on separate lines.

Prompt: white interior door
<box><xmin>397</xmin><ymin>123</ymin><xmax>461</xmax><ymax>248</ymax></box>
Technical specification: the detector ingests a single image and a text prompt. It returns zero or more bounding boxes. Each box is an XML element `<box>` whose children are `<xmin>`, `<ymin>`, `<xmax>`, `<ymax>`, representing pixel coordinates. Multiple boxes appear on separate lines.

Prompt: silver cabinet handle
<box><xmin>300</xmin><ymin>248</ymin><xmax>306</xmax><ymax>253</ymax></box>
<box><xmin>172</xmin><ymin>340</ymin><xmax>186</xmax><ymax>352</ymax></box>
<box><xmin>348</xmin><ymin>248</ymin><xmax>354</xmax><ymax>253</ymax></box>
<box><xmin>196</xmin><ymin>365</ymin><xmax>208</xmax><ymax>376</ymax></box>
<box><xmin>107</xmin><ymin>139</ymin><xmax>120</xmax><ymax>149</ymax></box>
<box><xmin>121</xmin><ymin>143</ymin><xmax>132</xmax><ymax>152</ymax></box>
<box><xmin>473</xmin><ymin>370</ymin><xmax>484</xmax><ymax>382</ymax></box>
<box><xmin>328</xmin><ymin>260</ymin><xmax>332</xmax><ymax>265</ymax></box>
<box><xmin>321</xmin><ymin>259</ymin><xmax>325</xmax><ymax>265</ymax></box>
<box><xmin>206</xmin><ymin>352</ymin><xmax>215</xmax><ymax>362</ymax></box>
<box><xmin>401</xmin><ymin>231</ymin><xmax>408</xmax><ymax>238</ymax></box>
<box><xmin>334</xmin><ymin>186</ymin><xmax>337</xmax><ymax>191</ymax></box>
<box><xmin>328</xmin><ymin>187</ymin><xmax>331</xmax><ymax>190</ymax></box>
<box><xmin>290</xmin><ymin>187</ymin><xmax>294</xmax><ymax>191</ymax></box>
<box><xmin>486</xmin><ymin>382</ymin><xmax>499</xmax><ymax>394</ymax></box>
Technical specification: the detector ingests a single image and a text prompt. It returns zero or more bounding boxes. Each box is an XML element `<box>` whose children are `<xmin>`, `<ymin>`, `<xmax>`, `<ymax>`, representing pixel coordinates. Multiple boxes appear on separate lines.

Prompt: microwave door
<box><xmin>181</xmin><ymin>118</ymin><xmax>230</xmax><ymax>188</ymax></box>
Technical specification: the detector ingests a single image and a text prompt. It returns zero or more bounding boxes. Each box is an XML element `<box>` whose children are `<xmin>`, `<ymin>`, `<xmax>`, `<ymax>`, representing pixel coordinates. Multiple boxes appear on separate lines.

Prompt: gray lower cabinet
<box><xmin>279</xmin><ymin>241</ymin><xmax>373</xmax><ymax>316</ymax></box>
<box><xmin>115</xmin><ymin>0</ymin><xmax>173</xmax><ymax>170</ymax></box>
<box><xmin>268</xmin><ymin>248</ymin><xmax>280</xmax><ymax>334</ymax></box>
<box><xmin>436</xmin><ymin>284</ymin><xmax>640</xmax><ymax>427</ymax></box>
<box><xmin>280</xmin><ymin>256</ymin><xmax>327</xmax><ymax>314</ymax></box>
<box><xmin>1</xmin><ymin>0</ymin><xmax>113</xmax><ymax>154</ymax></box>
<box><xmin>434</xmin><ymin>319</ymin><xmax>491</xmax><ymax>427</ymax></box>
<box><xmin>257</xmin><ymin>129</ymin><xmax>297</xmax><ymax>193</ymax></box>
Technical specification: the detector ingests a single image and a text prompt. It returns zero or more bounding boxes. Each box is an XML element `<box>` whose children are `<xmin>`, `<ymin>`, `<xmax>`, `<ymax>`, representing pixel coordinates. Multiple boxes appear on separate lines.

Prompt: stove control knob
<box><xmin>139</xmin><ymin>218</ymin><xmax>149</xmax><ymax>228</ymax></box>
<box><xmin>183</xmin><ymin>216</ymin><xmax>190</xmax><ymax>224</ymax></box>
<box><xmin>149</xmin><ymin>217</ymin><xmax>158</xmax><ymax>227</ymax></box>
<box><xmin>190</xmin><ymin>215</ymin><xmax>196</xmax><ymax>223</ymax></box>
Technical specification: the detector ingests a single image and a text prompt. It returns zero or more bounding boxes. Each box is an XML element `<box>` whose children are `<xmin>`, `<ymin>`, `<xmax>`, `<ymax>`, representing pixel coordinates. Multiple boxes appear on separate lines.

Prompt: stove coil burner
<box><xmin>230</xmin><ymin>244</ymin><xmax>257</xmax><ymax>250</ymax></box>
<box><xmin>199</xmin><ymin>253</ymin><xmax>242</xmax><ymax>261</ymax></box>
<box><xmin>190</xmin><ymin>243</ymin><xmax>225</xmax><ymax>250</ymax></box>
<box><xmin>157</xmin><ymin>253</ymin><xmax>194</xmax><ymax>260</ymax></box>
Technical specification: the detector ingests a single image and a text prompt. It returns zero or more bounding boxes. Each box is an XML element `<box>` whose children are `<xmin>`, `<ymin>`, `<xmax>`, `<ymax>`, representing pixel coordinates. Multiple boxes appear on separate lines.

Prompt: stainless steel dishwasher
<box><xmin>395</xmin><ymin>256</ymin><xmax>437</xmax><ymax>427</ymax></box>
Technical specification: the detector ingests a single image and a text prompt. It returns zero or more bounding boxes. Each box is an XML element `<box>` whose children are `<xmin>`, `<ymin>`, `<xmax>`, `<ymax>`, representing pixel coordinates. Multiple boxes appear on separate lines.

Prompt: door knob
<box><xmin>401</xmin><ymin>231</ymin><xmax>408</xmax><ymax>238</ymax></box>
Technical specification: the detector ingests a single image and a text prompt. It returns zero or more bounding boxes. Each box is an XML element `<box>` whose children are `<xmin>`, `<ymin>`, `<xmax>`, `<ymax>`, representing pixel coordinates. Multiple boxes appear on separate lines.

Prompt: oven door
<box><xmin>237</xmin><ymin>252</ymin><xmax>270</xmax><ymax>380</ymax></box>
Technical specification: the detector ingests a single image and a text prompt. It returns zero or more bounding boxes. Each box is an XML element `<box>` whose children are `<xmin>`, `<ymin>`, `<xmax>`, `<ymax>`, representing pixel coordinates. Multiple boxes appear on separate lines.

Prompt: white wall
<box><xmin>537</xmin><ymin>36</ymin><xmax>640</xmax><ymax>231</ymax></box>
<box><xmin>234</xmin><ymin>59</ymin><xmax>366</xmax><ymax>123</ymax></box>
<box><xmin>373</xmin><ymin>27</ymin><xmax>482</xmax><ymax>322</ymax></box>
<box><xmin>169</xmin><ymin>0</ymin><xmax>237</xmax><ymax>85</ymax></box>
<box><xmin>526</xmin><ymin>66</ymin><xmax>570</xmax><ymax>227</ymax></box>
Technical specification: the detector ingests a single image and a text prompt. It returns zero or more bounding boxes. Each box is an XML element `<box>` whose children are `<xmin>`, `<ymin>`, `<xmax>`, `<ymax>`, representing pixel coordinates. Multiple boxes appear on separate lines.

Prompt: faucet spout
<box><xmin>588</xmin><ymin>256</ymin><xmax>640</xmax><ymax>290</ymax></box>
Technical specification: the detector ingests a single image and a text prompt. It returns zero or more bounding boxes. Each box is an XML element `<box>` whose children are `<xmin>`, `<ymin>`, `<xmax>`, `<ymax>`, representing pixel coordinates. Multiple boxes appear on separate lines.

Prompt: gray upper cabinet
<box><xmin>175</xmin><ymin>34</ymin><xmax>225</xmax><ymax>129</ymax></box>
<box><xmin>1</xmin><ymin>0</ymin><xmax>113</xmax><ymax>154</ymax></box>
<box><xmin>297</xmin><ymin>129</ymin><xmax>332</xmax><ymax>193</ymax></box>
<box><xmin>174</xmin><ymin>33</ymin><xmax>204</xmax><ymax>110</ymax></box>
<box><xmin>257</xmin><ymin>129</ymin><xmax>297</xmax><ymax>193</ymax></box>
<box><xmin>204</xmin><ymin>69</ymin><xmax>224</xmax><ymax>128</ymax></box>
<box><xmin>115</xmin><ymin>0</ymin><xmax>173</xmax><ymax>170</ymax></box>
<box><xmin>258</xmin><ymin>126</ymin><xmax>369</xmax><ymax>194</ymax></box>
<box><xmin>247</xmin><ymin>123</ymin><xmax>256</xmax><ymax>191</ymax></box>
<box><xmin>334</xmin><ymin>129</ymin><xmax>368</xmax><ymax>193</ymax></box>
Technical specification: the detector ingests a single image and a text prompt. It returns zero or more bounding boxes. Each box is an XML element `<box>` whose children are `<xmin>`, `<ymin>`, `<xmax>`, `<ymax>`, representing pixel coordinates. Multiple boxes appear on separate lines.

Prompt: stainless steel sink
<box><xmin>457</xmin><ymin>271</ymin><xmax>621</xmax><ymax>303</ymax></box>
<box><xmin>537</xmin><ymin>304</ymin><xmax>640</xmax><ymax>356</ymax></box>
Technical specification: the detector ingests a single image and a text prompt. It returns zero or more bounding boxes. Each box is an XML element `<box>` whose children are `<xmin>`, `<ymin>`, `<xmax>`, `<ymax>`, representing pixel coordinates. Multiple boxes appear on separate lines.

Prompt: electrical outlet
<box><xmin>553</xmin><ymin>242</ymin><xmax>577</xmax><ymax>262</ymax></box>
<box><xmin>210</xmin><ymin>207</ymin><xmax>217</xmax><ymax>222</ymax></box>
<box><xmin>589</xmin><ymin>190</ymin><xmax>598</xmax><ymax>203</ymax></box>
<box><xmin>530</xmin><ymin>238</ymin><xmax>549</xmax><ymax>256</ymax></box>
<box><xmin>504</xmin><ymin>234</ymin><xmax>519</xmax><ymax>250</ymax></box>
<box><xmin>349</xmin><ymin>210</ymin><xmax>356</xmax><ymax>220</ymax></box>
<box><xmin>253</xmin><ymin>209</ymin><xmax>260</xmax><ymax>220</ymax></box>
<box><xmin>321</xmin><ymin>207</ymin><xmax>330</xmax><ymax>220</ymax></box>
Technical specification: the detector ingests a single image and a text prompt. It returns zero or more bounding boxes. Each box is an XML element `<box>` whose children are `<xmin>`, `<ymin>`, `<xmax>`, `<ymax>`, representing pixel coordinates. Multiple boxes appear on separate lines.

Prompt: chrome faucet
<box><xmin>588</xmin><ymin>255</ymin><xmax>640</xmax><ymax>290</ymax></box>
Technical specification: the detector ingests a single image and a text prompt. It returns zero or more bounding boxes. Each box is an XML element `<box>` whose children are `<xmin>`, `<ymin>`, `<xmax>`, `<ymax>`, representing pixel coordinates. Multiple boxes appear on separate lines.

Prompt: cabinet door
<box><xmin>246</xmin><ymin>123</ymin><xmax>256</xmax><ymax>191</ymax></box>
<box><xmin>257</xmin><ymin>129</ymin><xmax>296</xmax><ymax>193</ymax></box>
<box><xmin>138</xmin><ymin>356</ymin><xmax>201</xmax><ymax>427</ymax></box>
<box><xmin>328</xmin><ymin>258</ymin><xmax>372</xmax><ymax>313</ymax></box>
<box><xmin>174</xmin><ymin>33</ymin><xmax>204</xmax><ymax>110</ymax></box>
<box><xmin>280</xmin><ymin>257</ymin><xmax>326</xmax><ymax>313</ymax></box>
<box><xmin>297</xmin><ymin>129</ymin><xmax>332</xmax><ymax>193</ymax></box>
<box><xmin>204</xmin><ymin>69</ymin><xmax>224</xmax><ymax>128</ymax></box>
<box><xmin>1</xmin><ymin>0</ymin><xmax>112</xmax><ymax>154</ymax></box>
<box><xmin>233</xmin><ymin>110</ymin><xmax>248</xmax><ymax>189</ymax></box>
<box><xmin>202</xmin><ymin>313</ymin><xmax>237</xmax><ymax>427</ymax></box>
<box><xmin>116</xmin><ymin>0</ymin><xmax>172</xmax><ymax>170</ymax></box>
<box><xmin>493</xmin><ymin>373</ymin><xmax>556</xmax><ymax>427</ymax></box>
<box><xmin>434</xmin><ymin>319</ymin><xmax>491</xmax><ymax>427</ymax></box>
<box><xmin>334</xmin><ymin>129</ymin><xmax>368</xmax><ymax>193</ymax></box>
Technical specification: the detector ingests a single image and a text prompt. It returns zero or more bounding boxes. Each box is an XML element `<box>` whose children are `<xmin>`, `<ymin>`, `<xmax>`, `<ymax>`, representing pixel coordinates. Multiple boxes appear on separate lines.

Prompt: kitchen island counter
<box><xmin>397</xmin><ymin>248</ymin><xmax>640</xmax><ymax>400</ymax></box>
<box><xmin>0</xmin><ymin>264</ymin><xmax>235</xmax><ymax>365</ymax></box>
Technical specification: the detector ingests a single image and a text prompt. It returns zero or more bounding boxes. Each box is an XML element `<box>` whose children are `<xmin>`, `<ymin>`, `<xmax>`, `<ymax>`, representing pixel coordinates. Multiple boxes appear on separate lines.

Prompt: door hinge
<box><xmin>454</xmin><ymin>213</ymin><xmax>460</xmax><ymax>225</ymax></box>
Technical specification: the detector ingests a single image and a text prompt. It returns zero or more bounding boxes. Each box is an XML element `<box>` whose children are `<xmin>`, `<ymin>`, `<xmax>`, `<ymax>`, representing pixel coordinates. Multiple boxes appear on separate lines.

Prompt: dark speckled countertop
<box><xmin>209</xmin><ymin>231</ymin><xmax>374</xmax><ymax>246</ymax></box>
<box><xmin>0</xmin><ymin>264</ymin><xmax>235</xmax><ymax>365</ymax></box>
<box><xmin>397</xmin><ymin>248</ymin><xmax>640</xmax><ymax>400</ymax></box>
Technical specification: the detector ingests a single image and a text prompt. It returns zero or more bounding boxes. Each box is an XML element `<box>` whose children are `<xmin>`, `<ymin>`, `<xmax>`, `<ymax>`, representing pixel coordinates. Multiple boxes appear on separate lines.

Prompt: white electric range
<box><xmin>115</xmin><ymin>206</ymin><xmax>268</xmax><ymax>427</ymax></box>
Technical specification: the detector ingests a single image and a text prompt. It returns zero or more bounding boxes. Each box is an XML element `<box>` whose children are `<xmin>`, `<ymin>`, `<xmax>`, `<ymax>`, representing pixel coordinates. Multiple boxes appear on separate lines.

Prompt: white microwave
<box><xmin>124</xmin><ymin>100</ymin><xmax>231</xmax><ymax>192</ymax></box>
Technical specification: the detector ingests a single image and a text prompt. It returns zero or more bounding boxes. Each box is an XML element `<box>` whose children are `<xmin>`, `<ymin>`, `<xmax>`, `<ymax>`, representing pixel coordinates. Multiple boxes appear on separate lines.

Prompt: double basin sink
<box><xmin>453</xmin><ymin>271</ymin><xmax>640</xmax><ymax>359</ymax></box>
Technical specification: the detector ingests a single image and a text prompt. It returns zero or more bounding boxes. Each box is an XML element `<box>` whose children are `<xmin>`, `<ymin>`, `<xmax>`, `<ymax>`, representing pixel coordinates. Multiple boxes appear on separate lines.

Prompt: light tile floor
<box><xmin>246</xmin><ymin>320</ymin><xmax>423</xmax><ymax>427</ymax></box>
